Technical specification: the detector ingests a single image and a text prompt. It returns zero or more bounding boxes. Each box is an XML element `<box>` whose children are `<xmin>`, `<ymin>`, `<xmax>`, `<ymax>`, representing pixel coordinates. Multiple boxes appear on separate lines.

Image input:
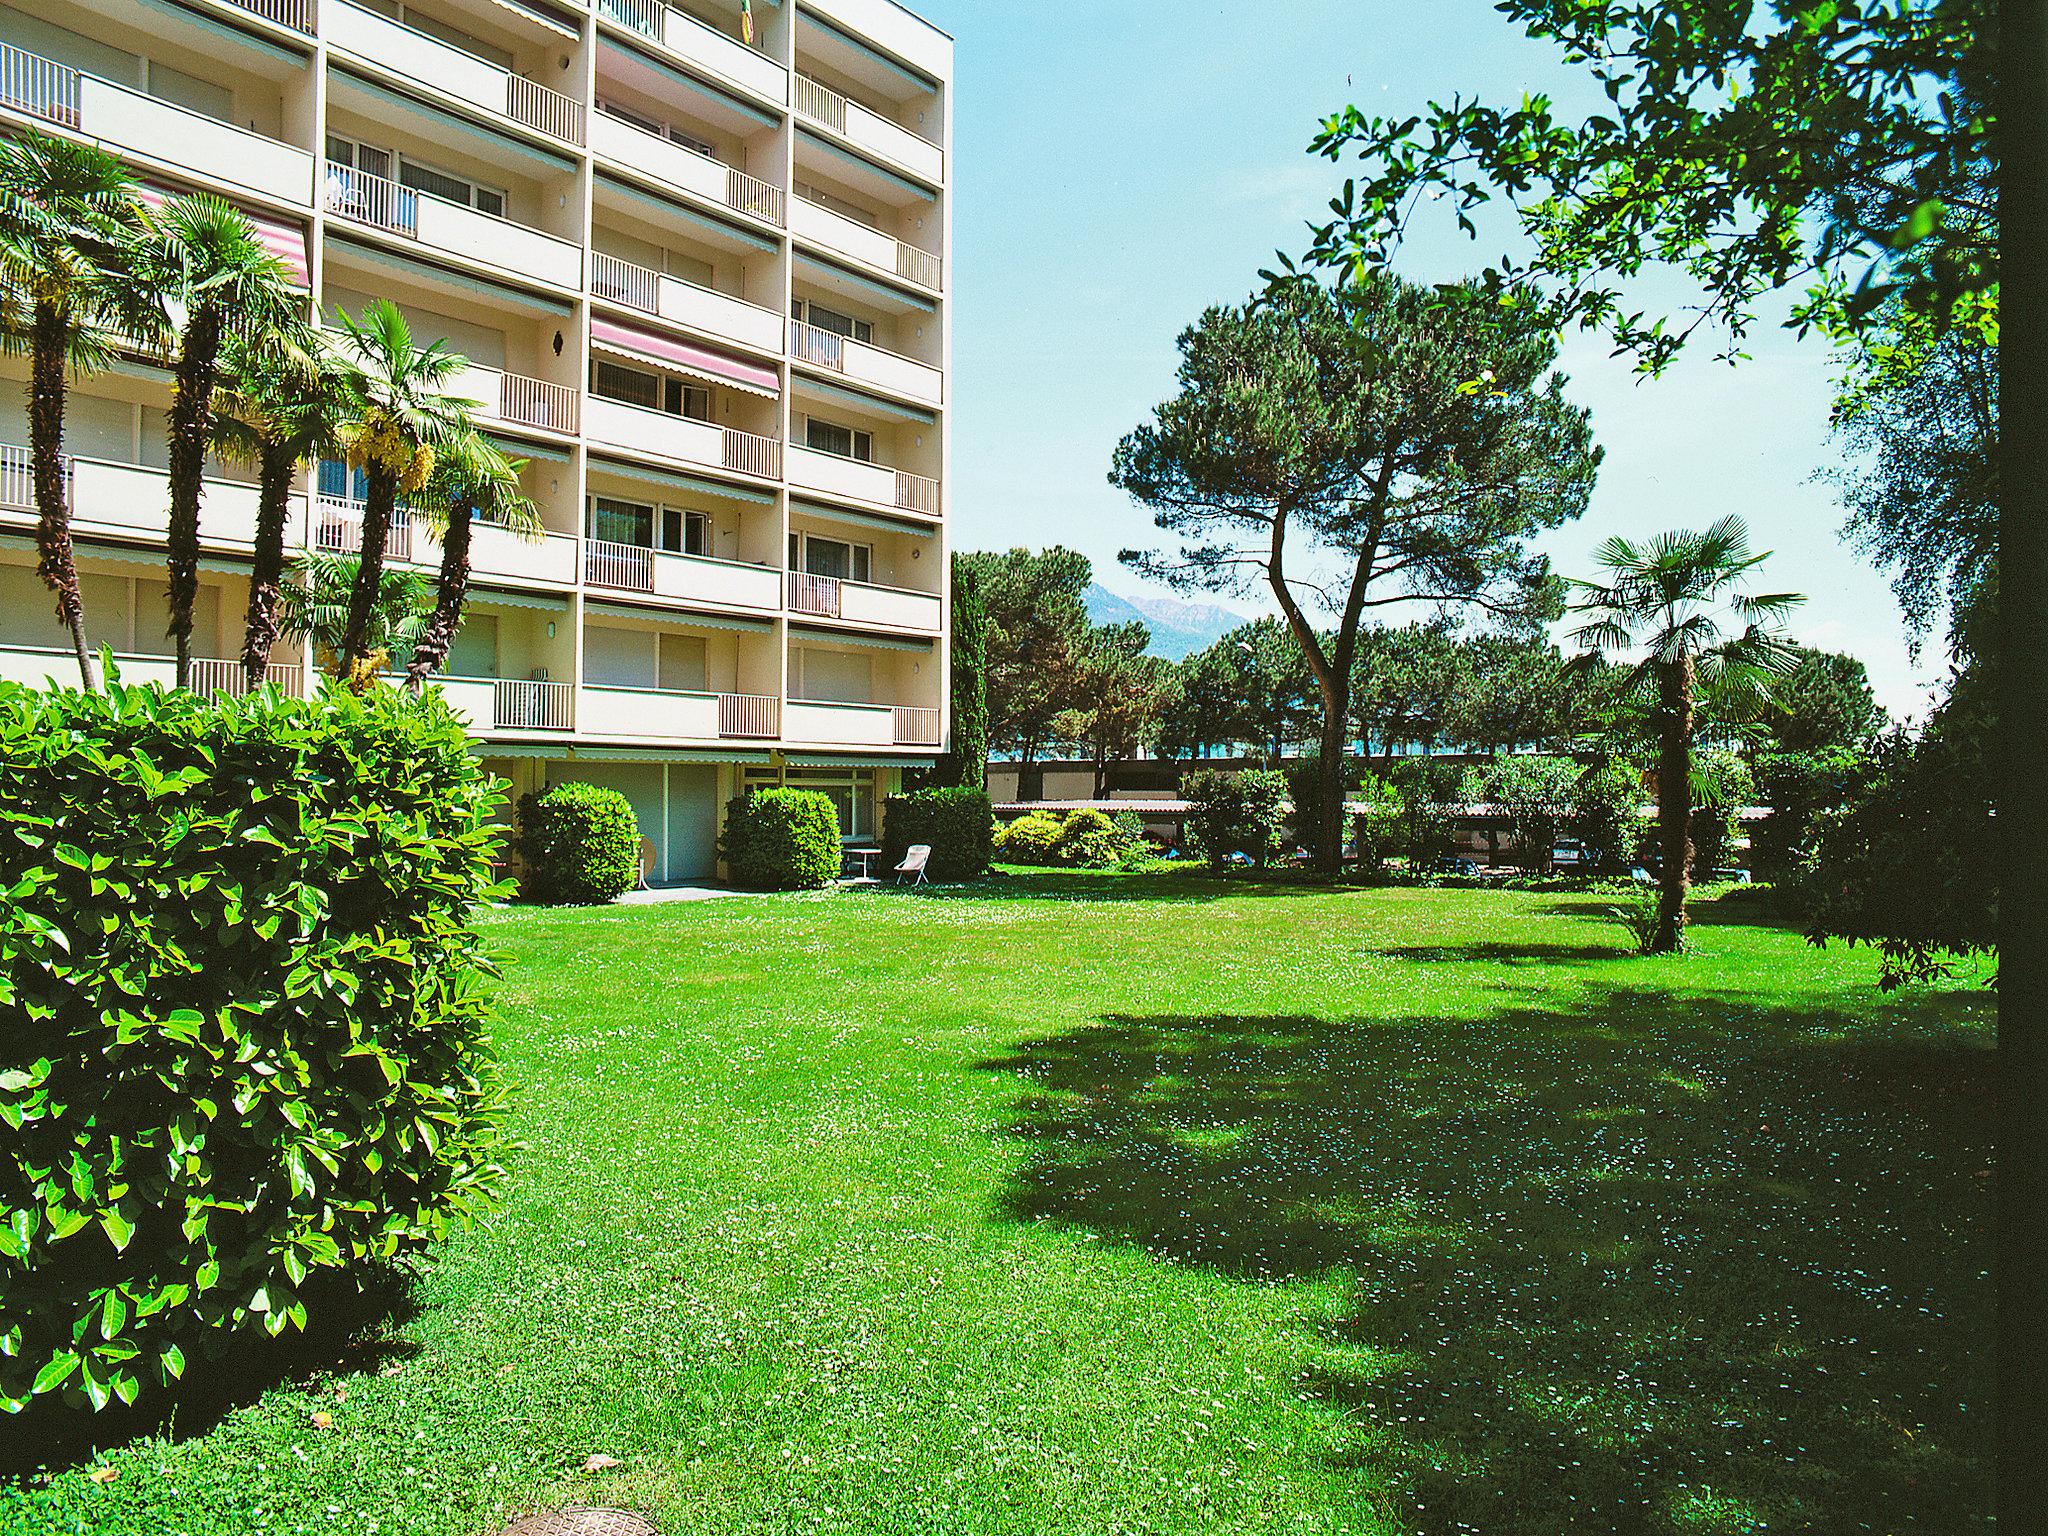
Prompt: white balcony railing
<box><xmin>315</xmin><ymin>496</ymin><xmax>412</xmax><ymax>561</ymax></box>
<box><xmin>506</xmin><ymin>74</ymin><xmax>585</xmax><ymax>144</ymax></box>
<box><xmin>786</xmin><ymin>445</ymin><xmax>938</xmax><ymax>516</ymax></box>
<box><xmin>788</xmin><ymin>319</ymin><xmax>941</xmax><ymax>404</ymax></box>
<box><xmin>493</xmin><ymin>677</ymin><xmax>572</xmax><ymax>730</ymax></box>
<box><xmin>495</xmin><ymin>371</ymin><xmax>580</xmax><ymax>433</ymax></box>
<box><xmin>590</xmin><ymin>109</ymin><xmax>784</xmax><ymax>226</ymax></box>
<box><xmin>0</xmin><ymin>442</ymin><xmax>43</xmax><ymax>509</ymax></box>
<box><xmin>793</xmin><ymin>74</ymin><xmax>944</xmax><ymax>183</ymax></box>
<box><xmin>592</xmin><ymin>251</ymin><xmax>660</xmax><ymax>311</ymax></box>
<box><xmin>788</xmin><ymin>570</ymin><xmax>840</xmax><ymax>616</ymax></box>
<box><xmin>592</xmin><ymin>252</ymin><xmax>784</xmax><ymax>352</ymax></box>
<box><xmin>585</xmin><ymin>537</ymin><xmax>655</xmax><ymax>592</ymax></box>
<box><xmin>790</xmin><ymin>196</ymin><xmax>940</xmax><ymax>291</ymax></box>
<box><xmin>221</xmin><ymin>0</ymin><xmax>314</xmax><ymax>32</ymax></box>
<box><xmin>323</xmin><ymin>163</ymin><xmax>581</xmax><ymax>288</ymax></box>
<box><xmin>595</xmin><ymin>0</ymin><xmax>786</xmax><ymax>99</ymax></box>
<box><xmin>718</xmin><ymin>691</ymin><xmax>777</xmax><ymax>738</ymax></box>
<box><xmin>1</xmin><ymin>44</ymin><xmax>312</xmax><ymax>205</ymax></box>
<box><xmin>723</xmin><ymin>426</ymin><xmax>780</xmax><ymax>479</ymax></box>
<box><xmin>2</xmin><ymin>443</ymin><xmax>304</xmax><ymax>550</ymax></box>
<box><xmin>0</xmin><ymin>646</ymin><xmax>305</xmax><ymax>699</ymax></box>
<box><xmin>893</xmin><ymin>705</ymin><xmax>941</xmax><ymax>746</ymax></box>
<box><xmin>330</xmin><ymin>1</ymin><xmax>584</xmax><ymax>144</ymax></box>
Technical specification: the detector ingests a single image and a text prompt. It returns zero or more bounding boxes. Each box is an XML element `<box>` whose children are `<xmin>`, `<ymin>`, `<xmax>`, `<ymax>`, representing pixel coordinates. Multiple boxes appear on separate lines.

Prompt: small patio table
<box><xmin>844</xmin><ymin>846</ymin><xmax>882</xmax><ymax>881</ymax></box>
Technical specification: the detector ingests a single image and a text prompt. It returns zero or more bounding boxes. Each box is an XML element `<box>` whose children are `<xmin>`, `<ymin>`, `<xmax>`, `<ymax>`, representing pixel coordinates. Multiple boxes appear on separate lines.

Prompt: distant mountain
<box><xmin>1084</xmin><ymin>584</ymin><xmax>1248</xmax><ymax>661</ymax></box>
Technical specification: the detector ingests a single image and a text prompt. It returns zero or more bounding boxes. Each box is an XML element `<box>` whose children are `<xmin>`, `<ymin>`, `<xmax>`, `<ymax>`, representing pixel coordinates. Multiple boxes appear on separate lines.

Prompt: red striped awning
<box><xmin>590</xmin><ymin>316</ymin><xmax>779</xmax><ymax>399</ymax></box>
<box><xmin>135</xmin><ymin>182</ymin><xmax>310</xmax><ymax>288</ymax></box>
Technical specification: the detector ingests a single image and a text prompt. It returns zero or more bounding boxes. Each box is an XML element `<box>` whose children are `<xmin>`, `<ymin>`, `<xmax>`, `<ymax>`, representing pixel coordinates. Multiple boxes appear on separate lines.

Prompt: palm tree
<box><xmin>0</xmin><ymin>131</ymin><xmax>151</xmax><ymax>691</ymax></box>
<box><xmin>1569</xmin><ymin>515</ymin><xmax>1803</xmax><ymax>952</ymax></box>
<box><xmin>139</xmin><ymin>194</ymin><xmax>304</xmax><ymax>688</ymax></box>
<box><xmin>405</xmin><ymin>432</ymin><xmax>538</xmax><ymax>690</ymax></box>
<box><xmin>276</xmin><ymin>551</ymin><xmax>433</xmax><ymax>681</ymax></box>
<box><xmin>213</xmin><ymin>333</ymin><xmax>358</xmax><ymax>684</ymax></box>
<box><xmin>328</xmin><ymin>301</ymin><xmax>467</xmax><ymax>688</ymax></box>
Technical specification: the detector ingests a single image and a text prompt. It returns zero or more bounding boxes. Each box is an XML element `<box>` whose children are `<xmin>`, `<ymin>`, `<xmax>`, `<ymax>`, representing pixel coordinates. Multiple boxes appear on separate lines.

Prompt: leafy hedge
<box><xmin>517</xmin><ymin>782</ymin><xmax>640</xmax><ymax>904</ymax></box>
<box><xmin>995</xmin><ymin>811</ymin><xmax>1063</xmax><ymax>864</ymax></box>
<box><xmin>1182</xmin><ymin>769</ymin><xmax>1287</xmax><ymax>869</ymax></box>
<box><xmin>721</xmin><ymin>788</ymin><xmax>840</xmax><ymax>889</ymax></box>
<box><xmin>882</xmin><ymin>786</ymin><xmax>992</xmax><ymax>881</ymax></box>
<box><xmin>0</xmin><ymin>679</ymin><xmax>510</xmax><ymax>1414</ymax></box>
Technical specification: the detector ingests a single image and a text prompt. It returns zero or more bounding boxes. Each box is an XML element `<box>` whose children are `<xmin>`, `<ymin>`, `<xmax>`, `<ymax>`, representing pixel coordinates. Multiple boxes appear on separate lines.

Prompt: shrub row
<box><xmin>0</xmin><ymin>680</ymin><xmax>509</xmax><ymax>1414</ymax></box>
<box><xmin>882</xmin><ymin>786</ymin><xmax>992</xmax><ymax>881</ymax></box>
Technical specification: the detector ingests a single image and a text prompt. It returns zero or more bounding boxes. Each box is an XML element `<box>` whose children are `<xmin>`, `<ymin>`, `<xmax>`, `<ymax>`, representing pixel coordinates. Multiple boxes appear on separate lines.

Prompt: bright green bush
<box><xmin>0</xmin><ymin>678</ymin><xmax>509</xmax><ymax>1414</ymax></box>
<box><xmin>1347</xmin><ymin>773</ymin><xmax>1407</xmax><ymax>870</ymax></box>
<box><xmin>1568</xmin><ymin>757</ymin><xmax>1647</xmax><ymax>874</ymax></box>
<box><xmin>1182</xmin><ymin>768</ymin><xmax>1287</xmax><ymax>869</ymax></box>
<box><xmin>883</xmin><ymin>786</ymin><xmax>993</xmax><ymax>881</ymax></box>
<box><xmin>1053</xmin><ymin>807</ymin><xmax>1125</xmax><ymax>868</ymax></box>
<box><xmin>721</xmin><ymin>788</ymin><xmax>840</xmax><ymax>889</ymax></box>
<box><xmin>517</xmin><ymin>782</ymin><xmax>640</xmax><ymax>904</ymax></box>
<box><xmin>995</xmin><ymin>811</ymin><xmax>1064</xmax><ymax>865</ymax></box>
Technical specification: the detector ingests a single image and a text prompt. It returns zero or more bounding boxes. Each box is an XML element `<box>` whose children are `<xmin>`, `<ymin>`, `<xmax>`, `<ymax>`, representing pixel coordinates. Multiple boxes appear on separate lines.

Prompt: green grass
<box><xmin>2</xmin><ymin>871</ymin><xmax>1994</xmax><ymax>1535</ymax></box>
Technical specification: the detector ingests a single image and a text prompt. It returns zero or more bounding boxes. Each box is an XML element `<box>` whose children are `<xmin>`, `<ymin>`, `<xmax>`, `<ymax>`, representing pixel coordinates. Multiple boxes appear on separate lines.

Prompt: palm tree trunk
<box><xmin>165</xmin><ymin>309</ymin><xmax>223</xmax><ymax>690</ymax></box>
<box><xmin>407</xmin><ymin>498</ymin><xmax>472</xmax><ymax>689</ymax></box>
<box><xmin>1652</xmin><ymin>655</ymin><xmax>1695</xmax><ymax>953</ymax></box>
<box><xmin>239</xmin><ymin>438</ymin><xmax>297</xmax><ymax>684</ymax></box>
<box><xmin>339</xmin><ymin>464</ymin><xmax>395</xmax><ymax>688</ymax></box>
<box><xmin>29</xmin><ymin>302</ymin><xmax>95</xmax><ymax>693</ymax></box>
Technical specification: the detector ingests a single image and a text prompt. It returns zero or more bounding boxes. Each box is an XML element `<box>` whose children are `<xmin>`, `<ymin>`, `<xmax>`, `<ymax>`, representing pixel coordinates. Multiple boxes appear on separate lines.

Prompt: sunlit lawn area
<box><xmin>2</xmin><ymin>871</ymin><xmax>1993</xmax><ymax>1535</ymax></box>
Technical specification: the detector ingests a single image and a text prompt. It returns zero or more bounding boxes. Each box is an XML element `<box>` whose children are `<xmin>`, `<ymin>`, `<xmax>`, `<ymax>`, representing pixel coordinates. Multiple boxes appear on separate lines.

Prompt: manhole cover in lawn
<box><xmin>498</xmin><ymin>1509</ymin><xmax>658</xmax><ymax>1536</ymax></box>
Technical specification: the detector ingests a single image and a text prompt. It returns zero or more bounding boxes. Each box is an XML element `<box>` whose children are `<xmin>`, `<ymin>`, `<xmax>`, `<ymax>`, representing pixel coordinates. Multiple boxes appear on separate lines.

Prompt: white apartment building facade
<box><xmin>0</xmin><ymin>0</ymin><xmax>951</xmax><ymax>881</ymax></box>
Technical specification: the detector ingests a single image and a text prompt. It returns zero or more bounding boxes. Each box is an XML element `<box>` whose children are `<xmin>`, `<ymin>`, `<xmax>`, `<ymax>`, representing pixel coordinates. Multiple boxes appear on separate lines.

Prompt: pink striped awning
<box><xmin>590</xmin><ymin>317</ymin><xmax>780</xmax><ymax>400</ymax></box>
<box><xmin>136</xmin><ymin>182</ymin><xmax>310</xmax><ymax>287</ymax></box>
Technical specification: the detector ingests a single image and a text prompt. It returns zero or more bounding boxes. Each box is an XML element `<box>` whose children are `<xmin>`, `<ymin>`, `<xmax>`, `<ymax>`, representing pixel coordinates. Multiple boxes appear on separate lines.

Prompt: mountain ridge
<box><xmin>1083</xmin><ymin>583</ymin><xmax>1247</xmax><ymax>660</ymax></box>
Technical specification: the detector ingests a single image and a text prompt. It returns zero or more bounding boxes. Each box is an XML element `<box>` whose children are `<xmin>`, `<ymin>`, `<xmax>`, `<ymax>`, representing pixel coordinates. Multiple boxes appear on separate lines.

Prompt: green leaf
<box><xmin>100</xmin><ymin>1208</ymin><xmax>135</xmax><ymax>1254</ymax></box>
<box><xmin>32</xmin><ymin>1352</ymin><xmax>79</xmax><ymax>1394</ymax></box>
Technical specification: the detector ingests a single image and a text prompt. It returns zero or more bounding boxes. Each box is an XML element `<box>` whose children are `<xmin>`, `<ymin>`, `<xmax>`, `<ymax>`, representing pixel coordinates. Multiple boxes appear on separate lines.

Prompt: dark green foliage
<box><xmin>1182</xmin><ymin>768</ymin><xmax>1288</xmax><ymax>870</ymax></box>
<box><xmin>0</xmin><ymin>678</ymin><xmax>509</xmax><ymax>1414</ymax></box>
<box><xmin>1689</xmin><ymin>748</ymin><xmax>1756</xmax><ymax>879</ymax></box>
<box><xmin>1807</xmin><ymin>660</ymin><xmax>1996</xmax><ymax>987</ymax></box>
<box><xmin>1384</xmin><ymin>759</ymin><xmax>1463</xmax><ymax>863</ymax></box>
<box><xmin>926</xmin><ymin>556</ymin><xmax>989</xmax><ymax>789</ymax></box>
<box><xmin>1464</xmin><ymin>755</ymin><xmax>1580</xmax><ymax>872</ymax></box>
<box><xmin>995</xmin><ymin>811</ymin><xmax>1064</xmax><ymax>865</ymax></box>
<box><xmin>1284</xmin><ymin>753</ymin><xmax>1362</xmax><ymax>864</ymax></box>
<box><xmin>720</xmin><ymin>789</ymin><xmax>840</xmax><ymax>890</ymax></box>
<box><xmin>1751</xmin><ymin>747</ymin><xmax>1875</xmax><ymax>887</ymax></box>
<box><xmin>1568</xmin><ymin>757</ymin><xmax>1646</xmax><ymax>874</ymax></box>
<box><xmin>516</xmin><ymin>782</ymin><xmax>640</xmax><ymax>905</ymax></box>
<box><xmin>883</xmin><ymin>786</ymin><xmax>993</xmax><ymax>881</ymax></box>
<box><xmin>1760</xmin><ymin>645</ymin><xmax>1888</xmax><ymax>754</ymax></box>
<box><xmin>1052</xmin><ymin>808</ymin><xmax>1126</xmax><ymax>869</ymax></box>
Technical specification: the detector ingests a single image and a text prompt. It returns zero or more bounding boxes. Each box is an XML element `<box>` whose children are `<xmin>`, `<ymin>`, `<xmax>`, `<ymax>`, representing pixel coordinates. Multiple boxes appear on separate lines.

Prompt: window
<box><xmin>663</xmin><ymin>378</ymin><xmax>712</xmax><ymax>421</ymax></box>
<box><xmin>326</xmin><ymin>135</ymin><xmax>392</xmax><ymax>181</ymax></box>
<box><xmin>593</xmin><ymin>359</ymin><xmax>660</xmax><ymax>409</ymax></box>
<box><xmin>397</xmin><ymin>157</ymin><xmax>507</xmax><ymax>217</ymax></box>
<box><xmin>685</xmin><ymin>509</ymin><xmax>712</xmax><ymax>556</ymax></box>
<box><xmin>804</xmin><ymin>418</ymin><xmax>872</xmax><ymax>462</ymax></box>
<box><xmin>794</xmin><ymin>180</ymin><xmax>880</xmax><ymax>229</ymax></box>
<box><xmin>596</xmin><ymin>99</ymin><xmax>718</xmax><ymax>160</ymax></box>
<box><xmin>590</xmin><ymin>494</ymin><xmax>655</xmax><ymax>546</ymax></box>
<box><xmin>743</xmin><ymin>767</ymin><xmax>876</xmax><ymax>842</ymax></box>
<box><xmin>788</xmin><ymin>532</ymin><xmax>870</xmax><ymax>583</ymax></box>
<box><xmin>318</xmin><ymin>459</ymin><xmax>369</xmax><ymax>502</ymax></box>
<box><xmin>793</xmin><ymin>299</ymin><xmax>872</xmax><ymax>344</ymax></box>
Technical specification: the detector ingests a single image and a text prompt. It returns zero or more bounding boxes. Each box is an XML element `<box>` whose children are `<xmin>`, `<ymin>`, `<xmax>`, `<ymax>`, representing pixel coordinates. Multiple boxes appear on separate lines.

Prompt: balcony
<box><xmin>212</xmin><ymin>0</ymin><xmax>315</xmax><ymax>32</ymax></box>
<box><xmin>326</xmin><ymin>1</ymin><xmax>585</xmax><ymax>144</ymax></box>
<box><xmin>580</xmin><ymin>684</ymin><xmax>777</xmax><ymax>741</ymax></box>
<box><xmin>590</xmin><ymin>109</ymin><xmax>784</xmax><ymax>226</ymax></box>
<box><xmin>786</xmin><ymin>445</ymin><xmax>938</xmax><ymax>517</ymax></box>
<box><xmin>585</xmin><ymin>397</ymin><xmax>781</xmax><ymax>480</ymax></box>
<box><xmin>784</xmin><ymin>699</ymin><xmax>940</xmax><ymax>748</ymax></box>
<box><xmin>422</xmin><ymin>675</ymin><xmax>573</xmax><ymax>731</ymax></box>
<box><xmin>322</xmin><ymin>163</ymin><xmax>583</xmax><ymax>290</ymax></box>
<box><xmin>451</xmin><ymin>362</ymin><xmax>582</xmax><ymax>435</ymax></box>
<box><xmin>788</xmin><ymin>320</ymin><xmax>941</xmax><ymax>405</ymax></box>
<box><xmin>594</xmin><ymin>0</ymin><xmax>786</xmax><ymax>103</ymax></box>
<box><xmin>790</xmin><ymin>196</ymin><xmax>940</xmax><ymax>291</ymax></box>
<box><xmin>0</xmin><ymin>43</ymin><xmax>313</xmax><ymax>206</ymax></box>
<box><xmin>592</xmin><ymin>253</ymin><xmax>783</xmax><ymax>354</ymax></box>
<box><xmin>794</xmin><ymin>75</ymin><xmax>943</xmax><ymax>184</ymax></box>
<box><xmin>0</xmin><ymin>646</ymin><xmax>305</xmax><ymax>698</ymax></box>
<box><xmin>584</xmin><ymin>539</ymin><xmax>781</xmax><ymax>609</ymax></box>
<box><xmin>787</xmin><ymin>571</ymin><xmax>941</xmax><ymax>632</ymax></box>
<box><xmin>0</xmin><ymin>444</ymin><xmax>304</xmax><ymax>551</ymax></box>
<box><xmin>313</xmin><ymin>497</ymin><xmax>578</xmax><ymax>586</ymax></box>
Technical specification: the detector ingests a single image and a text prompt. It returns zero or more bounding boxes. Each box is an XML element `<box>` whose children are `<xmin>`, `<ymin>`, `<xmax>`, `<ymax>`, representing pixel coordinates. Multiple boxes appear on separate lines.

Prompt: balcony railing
<box><xmin>596</xmin><ymin>0</ymin><xmax>661</xmax><ymax>37</ymax></box>
<box><xmin>324</xmin><ymin>163</ymin><xmax>418</xmax><ymax>236</ymax></box>
<box><xmin>790</xmin><ymin>195</ymin><xmax>941</xmax><ymax>291</ymax></box>
<box><xmin>893</xmin><ymin>705</ymin><xmax>941</xmax><ymax>747</ymax></box>
<box><xmin>592</xmin><ymin>251</ymin><xmax>660</xmax><ymax>311</ymax></box>
<box><xmin>315</xmin><ymin>496</ymin><xmax>412</xmax><ymax>561</ymax></box>
<box><xmin>895</xmin><ymin>469</ymin><xmax>940</xmax><ymax>516</ymax></box>
<box><xmin>497</xmin><ymin>372</ymin><xmax>580</xmax><ymax>432</ymax></box>
<box><xmin>585</xmin><ymin>537</ymin><xmax>654</xmax><ymax>591</ymax></box>
<box><xmin>0</xmin><ymin>646</ymin><xmax>305</xmax><ymax>699</ymax></box>
<box><xmin>718</xmin><ymin>691</ymin><xmax>777</xmax><ymax>738</ymax></box>
<box><xmin>788</xmin><ymin>570</ymin><xmax>840</xmax><ymax>617</ymax></box>
<box><xmin>723</xmin><ymin>426</ymin><xmax>781</xmax><ymax>479</ymax></box>
<box><xmin>789</xmin><ymin>320</ymin><xmax>845</xmax><ymax>370</ymax></box>
<box><xmin>190</xmin><ymin>657</ymin><xmax>305</xmax><ymax>698</ymax></box>
<box><xmin>505</xmin><ymin>74</ymin><xmax>585</xmax><ymax>144</ymax></box>
<box><xmin>220</xmin><ymin>0</ymin><xmax>315</xmax><ymax>33</ymax></box>
<box><xmin>0</xmin><ymin>43</ymin><xmax>81</xmax><ymax>126</ymax></box>
<box><xmin>494</xmin><ymin>677</ymin><xmax>572</xmax><ymax>730</ymax></box>
<box><xmin>0</xmin><ymin>442</ymin><xmax>49</xmax><ymax>509</ymax></box>
<box><xmin>591</xmin><ymin>108</ymin><xmax>784</xmax><ymax>226</ymax></box>
<box><xmin>323</xmin><ymin>162</ymin><xmax>582</xmax><ymax>286</ymax></box>
<box><xmin>794</xmin><ymin>74</ymin><xmax>846</xmax><ymax>134</ymax></box>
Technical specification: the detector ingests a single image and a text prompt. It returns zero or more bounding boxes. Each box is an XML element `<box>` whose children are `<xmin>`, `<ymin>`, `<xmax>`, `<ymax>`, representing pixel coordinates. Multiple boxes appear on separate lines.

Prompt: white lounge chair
<box><xmin>895</xmin><ymin>844</ymin><xmax>931</xmax><ymax>885</ymax></box>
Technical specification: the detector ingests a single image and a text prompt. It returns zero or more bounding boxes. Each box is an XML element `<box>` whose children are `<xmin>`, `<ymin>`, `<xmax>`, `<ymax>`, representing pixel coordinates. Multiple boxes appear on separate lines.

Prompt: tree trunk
<box><xmin>165</xmin><ymin>309</ymin><xmax>223</xmax><ymax>690</ymax></box>
<box><xmin>1316</xmin><ymin>706</ymin><xmax>1348</xmax><ymax>875</ymax></box>
<box><xmin>240</xmin><ymin>439</ymin><xmax>297</xmax><ymax>684</ymax></box>
<box><xmin>1651</xmin><ymin>656</ymin><xmax>1694</xmax><ymax>952</ymax></box>
<box><xmin>339</xmin><ymin>462</ymin><xmax>396</xmax><ymax>687</ymax></box>
<box><xmin>29</xmin><ymin>303</ymin><xmax>95</xmax><ymax>693</ymax></box>
<box><xmin>407</xmin><ymin>498</ymin><xmax>472</xmax><ymax>689</ymax></box>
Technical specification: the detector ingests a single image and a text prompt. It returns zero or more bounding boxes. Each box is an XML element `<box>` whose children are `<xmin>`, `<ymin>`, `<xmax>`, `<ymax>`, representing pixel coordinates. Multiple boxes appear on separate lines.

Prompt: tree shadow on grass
<box><xmin>0</xmin><ymin>1263</ymin><xmax>423</xmax><ymax>1484</ymax></box>
<box><xmin>869</xmin><ymin>868</ymin><xmax>1392</xmax><ymax>906</ymax></box>
<box><xmin>1378</xmin><ymin>941</ymin><xmax>1629</xmax><ymax>965</ymax></box>
<box><xmin>979</xmin><ymin>987</ymin><xmax>1993</xmax><ymax>1534</ymax></box>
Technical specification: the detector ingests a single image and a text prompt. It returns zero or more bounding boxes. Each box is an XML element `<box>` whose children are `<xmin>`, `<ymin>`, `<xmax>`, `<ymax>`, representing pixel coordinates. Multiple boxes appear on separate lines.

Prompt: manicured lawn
<box><xmin>2</xmin><ymin>872</ymin><xmax>1993</xmax><ymax>1535</ymax></box>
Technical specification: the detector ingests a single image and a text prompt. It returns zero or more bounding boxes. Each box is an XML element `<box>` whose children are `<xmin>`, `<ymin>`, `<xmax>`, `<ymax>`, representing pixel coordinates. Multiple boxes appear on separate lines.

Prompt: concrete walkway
<box><xmin>616</xmin><ymin>882</ymin><xmax>747</xmax><ymax>905</ymax></box>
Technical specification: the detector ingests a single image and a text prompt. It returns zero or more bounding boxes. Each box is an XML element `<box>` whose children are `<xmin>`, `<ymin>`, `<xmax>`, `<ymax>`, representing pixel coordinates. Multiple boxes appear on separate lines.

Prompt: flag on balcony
<box><xmin>739</xmin><ymin>0</ymin><xmax>753</xmax><ymax>43</ymax></box>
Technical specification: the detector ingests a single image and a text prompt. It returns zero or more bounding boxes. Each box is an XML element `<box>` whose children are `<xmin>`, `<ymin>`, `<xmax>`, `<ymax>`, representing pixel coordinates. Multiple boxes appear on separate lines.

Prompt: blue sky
<box><xmin>907</xmin><ymin>0</ymin><xmax>1941</xmax><ymax>720</ymax></box>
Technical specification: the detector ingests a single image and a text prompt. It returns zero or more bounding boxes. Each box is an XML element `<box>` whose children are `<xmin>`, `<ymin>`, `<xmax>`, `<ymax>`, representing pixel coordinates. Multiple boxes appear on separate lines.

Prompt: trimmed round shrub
<box><xmin>517</xmin><ymin>781</ymin><xmax>640</xmax><ymax>904</ymax></box>
<box><xmin>1053</xmin><ymin>808</ymin><xmax>1125</xmax><ymax>868</ymax></box>
<box><xmin>882</xmin><ymin>786</ymin><xmax>993</xmax><ymax>881</ymax></box>
<box><xmin>0</xmin><ymin>679</ymin><xmax>509</xmax><ymax>1414</ymax></box>
<box><xmin>995</xmin><ymin>811</ymin><xmax>1063</xmax><ymax>865</ymax></box>
<box><xmin>721</xmin><ymin>788</ymin><xmax>840</xmax><ymax>889</ymax></box>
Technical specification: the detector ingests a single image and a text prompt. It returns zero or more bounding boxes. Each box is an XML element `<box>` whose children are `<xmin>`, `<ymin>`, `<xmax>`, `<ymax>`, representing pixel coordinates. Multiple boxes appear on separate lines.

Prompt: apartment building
<box><xmin>0</xmin><ymin>0</ymin><xmax>951</xmax><ymax>881</ymax></box>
